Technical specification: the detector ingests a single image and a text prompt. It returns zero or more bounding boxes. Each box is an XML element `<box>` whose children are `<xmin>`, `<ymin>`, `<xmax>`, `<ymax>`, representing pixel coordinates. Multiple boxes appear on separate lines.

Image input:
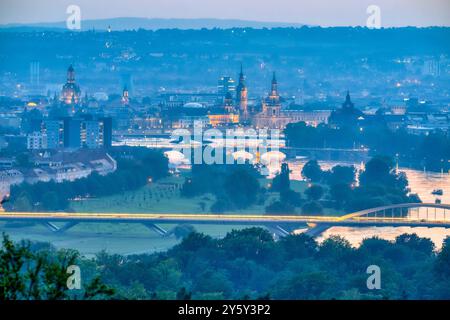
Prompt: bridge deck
<box><xmin>0</xmin><ymin>208</ymin><xmax>449</xmax><ymax>228</ymax></box>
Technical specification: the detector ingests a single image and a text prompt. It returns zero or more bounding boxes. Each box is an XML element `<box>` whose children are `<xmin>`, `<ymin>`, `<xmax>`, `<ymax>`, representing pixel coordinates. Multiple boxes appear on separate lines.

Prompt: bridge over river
<box><xmin>1</xmin><ymin>203</ymin><xmax>449</xmax><ymax>238</ymax></box>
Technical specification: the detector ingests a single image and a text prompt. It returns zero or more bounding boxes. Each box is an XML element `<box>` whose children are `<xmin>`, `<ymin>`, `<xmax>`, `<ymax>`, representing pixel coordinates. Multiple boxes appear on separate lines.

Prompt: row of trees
<box><xmin>6</xmin><ymin>148</ymin><xmax>169</xmax><ymax>212</ymax></box>
<box><xmin>266</xmin><ymin>156</ymin><xmax>420</xmax><ymax>215</ymax></box>
<box><xmin>285</xmin><ymin>122</ymin><xmax>450</xmax><ymax>172</ymax></box>
<box><xmin>4</xmin><ymin>228</ymin><xmax>444</xmax><ymax>300</ymax></box>
<box><xmin>301</xmin><ymin>156</ymin><xmax>420</xmax><ymax>212</ymax></box>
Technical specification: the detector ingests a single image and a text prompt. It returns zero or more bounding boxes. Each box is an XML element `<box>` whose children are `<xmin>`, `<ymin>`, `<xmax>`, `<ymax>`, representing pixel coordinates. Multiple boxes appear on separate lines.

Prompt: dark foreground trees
<box><xmin>0</xmin><ymin>233</ymin><xmax>114</xmax><ymax>300</ymax></box>
<box><xmin>100</xmin><ymin>230</ymin><xmax>450</xmax><ymax>300</ymax></box>
<box><xmin>2</xmin><ymin>230</ymin><xmax>450</xmax><ymax>300</ymax></box>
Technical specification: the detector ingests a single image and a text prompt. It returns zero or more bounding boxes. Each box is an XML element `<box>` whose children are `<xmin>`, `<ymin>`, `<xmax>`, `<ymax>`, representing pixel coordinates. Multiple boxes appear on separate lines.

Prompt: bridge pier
<box><xmin>304</xmin><ymin>223</ymin><xmax>331</xmax><ymax>238</ymax></box>
<box><xmin>41</xmin><ymin>221</ymin><xmax>79</xmax><ymax>233</ymax></box>
<box><xmin>41</xmin><ymin>221</ymin><xmax>60</xmax><ymax>232</ymax></box>
<box><xmin>142</xmin><ymin>222</ymin><xmax>168</xmax><ymax>237</ymax></box>
<box><xmin>265</xmin><ymin>225</ymin><xmax>291</xmax><ymax>238</ymax></box>
<box><xmin>56</xmin><ymin>221</ymin><xmax>79</xmax><ymax>233</ymax></box>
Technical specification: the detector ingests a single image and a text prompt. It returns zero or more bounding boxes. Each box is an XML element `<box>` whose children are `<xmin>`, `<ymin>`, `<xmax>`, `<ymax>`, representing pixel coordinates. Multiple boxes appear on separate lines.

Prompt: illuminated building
<box><xmin>253</xmin><ymin>73</ymin><xmax>331</xmax><ymax>129</ymax></box>
<box><xmin>208</xmin><ymin>89</ymin><xmax>239</xmax><ymax>127</ymax></box>
<box><xmin>224</xmin><ymin>92</ymin><xmax>235</xmax><ymax>113</ymax></box>
<box><xmin>253</xmin><ymin>72</ymin><xmax>287</xmax><ymax>129</ymax></box>
<box><xmin>121</xmin><ymin>85</ymin><xmax>129</xmax><ymax>106</ymax></box>
<box><xmin>236</xmin><ymin>64</ymin><xmax>249</xmax><ymax>120</ymax></box>
<box><xmin>207</xmin><ymin>113</ymin><xmax>240</xmax><ymax>127</ymax></box>
<box><xmin>217</xmin><ymin>76</ymin><xmax>235</xmax><ymax>103</ymax></box>
<box><xmin>60</xmin><ymin>65</ymin><xmax>81</xmax><ymax>105</ymax></box>
<box><xmin>262</xmin><ymin>72</ymin><xmax>281</xmax><ymax>117</ymax></box>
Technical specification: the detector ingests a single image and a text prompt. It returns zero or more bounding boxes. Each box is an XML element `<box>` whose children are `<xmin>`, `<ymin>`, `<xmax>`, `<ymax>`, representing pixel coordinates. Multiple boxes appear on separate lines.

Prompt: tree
<box><xmin>13</xmin><ymin>194</ymin><xmax>32</xmax><ymax>212</ymax></box>
<box><xmin>273</xmin><ymin>271</ymin><xmax>333</xmax><ymax>299</ymax></box>
<box><xmin>224</xmin><ymin>168</ymin><xmax>259</xmax><ymax>209</ymax></box>
<box><xmin>42</xmin><ymin>191</ymin><xmax>61</xmax><ymax>211</ymax></box>
<box><xmin>172</xmin><ymin>225</ymin><xmax>196</xmax><ymax>240</ymax></box>
<box><xmin>265</xmin><ymin>201</ymin><xmax>295</xmax><ymax>214</ymax></box>
<box><xmin>0</xmin><ymin>234</ymin><xmax>114</xmax><ymax>300</ymax></box>
<box><xmin>176</xmin><ymin>287</ymin><xmax>192</xmax><ymax>300</ymax></box>
<box><xmin>318</xmin><ymin>235</ymin><xmax>354</xmax><ymax>260</ymax></box>
<box><xmin>211</xmin><ymin>198</ymin><xmax>232</xmax><ymax>213</ymax></box>
<box><xmin>301</xmin><ymin>160</ymin><xmax>323</xmax><ymax>182</ymax></box>
<box><xmin>271</xmin><ymin>163</ymin><xmax>290</xmax><ymax>192</ymax></box>
<box><xmin>279</xmin><ymin>234</ymin><xmax>318</xmax><ymax>259</ymax></box>
<box><xmin>327</xmin><ymin>165</ymin><xmax>356</xmax><ymax>186</ymax></box>
<box><xmin>329</xmin><ymin>183</ymin><xmax>352</xmax><ymax>208</ymax></box>
<box><xmin>193</xmin><ymin>270</ymin><xmax>233</xmax><ymax>298</ymax></box>
<box><xmin>435</xmin><ymin>237</ymin><xmax>450</xmax><ymax>279</ymax></box>
<box><xmin>359</xmin><ymin>156</ymin><xmax>405</xmax><ymax>191</ymax></box>
<box><xmin>301</xmin><ymin>201</ymin><xmax>323</xmax><ymax>215</ymax></box>
<box><xmin>280</xmin><ymin>189</ymin><xmax>303</xmax><ymax>207</ymax></box>
<box><xmin>395</xmin><ymin>233</ymin><xmax>435</xmax><ymax>257</ymax></box>
<box><xmin>221</xmin><ymin>228</ymin><xmax>274</xmax><ymax>262</ymax></box>
<box><xmin>304</xmin><ymin>185</ymin><xmax>324</xmax><ymax>201</ymax></box>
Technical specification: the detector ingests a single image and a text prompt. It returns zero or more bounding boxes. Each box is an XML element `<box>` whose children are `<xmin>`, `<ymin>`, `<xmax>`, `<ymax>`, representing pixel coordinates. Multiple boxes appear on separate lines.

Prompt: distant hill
<box><xmin>0</xmin><ymin>17</ymin><xmax>307</xmax><ymax>31</ymax></box>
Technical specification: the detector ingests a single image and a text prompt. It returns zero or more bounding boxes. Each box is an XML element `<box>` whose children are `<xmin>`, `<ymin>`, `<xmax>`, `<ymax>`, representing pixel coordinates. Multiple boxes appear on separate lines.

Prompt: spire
<box><xmin>342</xmin><ymin>90</ymin><xmax>354</xmax><ymax>109</ymax></box>
<box><xmin>270</xmin><ymin>72</ymin><xmax>278</xmax><ymax>97</ymax></box>
<box><xmin>238</xmin><ymin>63</ymin><xmax>245</xmax><ymax>86</ymax></box>
<box><xmin>122</xmin><ymin>85</ymin><xmax>129</xmax><ymax>105</ymax></box>
<box><xmin>67</xmin><ymin>65</ymin><xmax>75</xmax><ymax>83</ymax></box>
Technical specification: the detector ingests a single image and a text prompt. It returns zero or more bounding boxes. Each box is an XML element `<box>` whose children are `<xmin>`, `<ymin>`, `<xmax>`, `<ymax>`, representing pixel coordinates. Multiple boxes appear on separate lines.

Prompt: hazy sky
<box><xmin>1</xmin><ymin>0</ymin><xmax>449</xmax><ymax>27</ymax></box>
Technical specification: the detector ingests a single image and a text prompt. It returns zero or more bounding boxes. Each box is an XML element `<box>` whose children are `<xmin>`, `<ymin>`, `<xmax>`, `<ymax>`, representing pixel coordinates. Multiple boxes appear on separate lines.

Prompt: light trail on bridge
<box><xmin>0</xmin><ymin>203</ymin><xmax>449</xmax><ymax>237</ymax></box>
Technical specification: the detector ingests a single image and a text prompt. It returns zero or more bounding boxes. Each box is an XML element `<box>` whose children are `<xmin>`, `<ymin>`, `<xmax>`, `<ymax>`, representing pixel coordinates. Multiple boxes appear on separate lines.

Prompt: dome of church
<box><xmin>183</xmin><ymin>102</ymin><xmax>204</xmax><ymax>108</ymax></box>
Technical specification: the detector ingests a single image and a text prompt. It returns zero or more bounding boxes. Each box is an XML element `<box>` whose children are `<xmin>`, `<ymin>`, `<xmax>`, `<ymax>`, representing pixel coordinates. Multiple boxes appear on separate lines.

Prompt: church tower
<box><xmin>121</xmin><ymin>85</ymin><xmax>129</xmax><ymax>106</ymax></box>
<box><xmin>262</xmin><ymin>72</ymin><xmax>281</xmax><ymax>117</ymax></box>
<box><xmin>342</xmin><ymin>90</ymin><xmax>354</xmax><ymax>110</ymax></box>
<box><xmin>67</xmin><ymin>65</ymin><xmax>75</xmax><ymax>84</ymax></box>
<box><xmin>61</xmin><ymin>64</ymin><xmax>81</xmax><ymax>105</ymax></box>
<box><xmin>236</xmin><ymin>64</ymin><xmax>248</xmax><ymax>119</ymax></box>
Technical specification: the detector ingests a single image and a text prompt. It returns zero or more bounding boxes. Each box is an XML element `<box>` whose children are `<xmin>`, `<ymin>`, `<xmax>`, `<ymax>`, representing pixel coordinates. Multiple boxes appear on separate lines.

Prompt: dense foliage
<box><xmin>3</xmin><ymin>229</ymin><xmax>445</xmax><ymax>300</ymax></box>
<box><xmin>0</xmin><ymin>233</ymin><xmax>114</xmax><ymax>300</ymax></box>
<box><xmin>265</xmin><ymin>156</ymin><xmax>419</xmax><ymax>215</ymax></box>
<box><xmin>300</xmin><ymin>156</ymin><xmax>420</xmax><ymax>212</ymax></box>
<box><xmin>181</xmin><ymin>162</ymin><xmax>261</xmax><ymax>212</ymax></box>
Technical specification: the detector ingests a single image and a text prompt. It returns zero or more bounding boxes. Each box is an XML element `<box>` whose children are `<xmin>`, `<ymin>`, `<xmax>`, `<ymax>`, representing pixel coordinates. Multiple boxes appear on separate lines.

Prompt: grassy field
<box><xmin>70</xmin><ymin>174</ymin><xmax>284</xmax><ymax>215</ymax></box>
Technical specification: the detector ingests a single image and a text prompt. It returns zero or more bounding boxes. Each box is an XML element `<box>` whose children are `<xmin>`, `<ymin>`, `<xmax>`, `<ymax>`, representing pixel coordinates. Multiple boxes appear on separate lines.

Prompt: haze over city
<box><xmin>1</xmin><ymin>0</ymin><xmax>450</xmax><ymax>27</ymax></box>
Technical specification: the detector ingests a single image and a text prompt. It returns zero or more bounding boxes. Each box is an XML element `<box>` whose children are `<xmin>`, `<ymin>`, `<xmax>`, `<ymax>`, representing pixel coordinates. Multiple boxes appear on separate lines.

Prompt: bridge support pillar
<box><xmin>41</xmin><ymin>221</ymin><xmax>60</xmax><ymax>232</ymax></box>
<box><xmin>304</xmin><ymin>223</ymin><xmax>331</xmax><ymax>238</ymax></box>
<box><xmin>265</xmin><ymin>225</ymin><xmax>291</xmax><ymax>239</ymax></box>
<box><xmin>142</xmin><ymin>223</ymin><xmax>168</xmax><ymax>237</ymax></box>
<box><xmin>56</xmin><ymin>221</ymin><xmax>79</xmax><ymax>233</ymax></box>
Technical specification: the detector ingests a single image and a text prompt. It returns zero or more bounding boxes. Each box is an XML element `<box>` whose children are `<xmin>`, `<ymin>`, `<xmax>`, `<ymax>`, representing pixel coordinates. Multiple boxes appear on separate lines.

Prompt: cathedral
<box><xmin>60</xmin><ymin>65</ymin><xmax>81</xmax><ymax>105</ymax></box>
<box><xmin>253</xmin><ymin>72</ymin><xmax>290</xmax><ymax>129</ymax></box>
